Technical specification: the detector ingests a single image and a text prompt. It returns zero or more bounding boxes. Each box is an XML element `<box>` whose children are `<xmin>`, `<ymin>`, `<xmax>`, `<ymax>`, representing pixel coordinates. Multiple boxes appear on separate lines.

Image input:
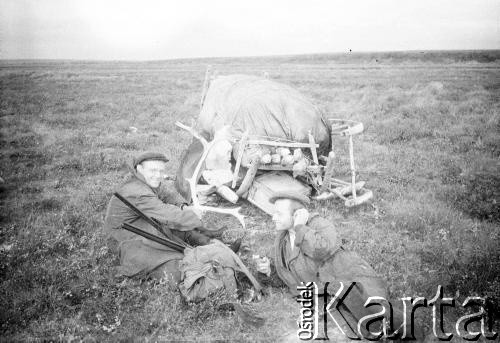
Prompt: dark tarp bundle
<box><xmin>198</xmin><ymin>75</ymin><xmax>331</xmax><ymax>154</ymax></box>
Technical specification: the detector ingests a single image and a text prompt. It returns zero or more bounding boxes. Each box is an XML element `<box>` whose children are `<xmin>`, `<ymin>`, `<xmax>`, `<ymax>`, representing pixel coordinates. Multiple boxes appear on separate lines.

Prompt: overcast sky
<box><xmin>1</xmin><ymin>0</ymin><xmax>499</xmax><ymax>60</ymax></box>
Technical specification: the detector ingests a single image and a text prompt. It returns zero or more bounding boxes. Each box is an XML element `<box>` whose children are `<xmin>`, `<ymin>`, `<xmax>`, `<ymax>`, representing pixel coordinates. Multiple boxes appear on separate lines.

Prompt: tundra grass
<box><xmin>1</xmin><ymin>51</ymin><xmax>499</xmax><ymax>341</ymax></box>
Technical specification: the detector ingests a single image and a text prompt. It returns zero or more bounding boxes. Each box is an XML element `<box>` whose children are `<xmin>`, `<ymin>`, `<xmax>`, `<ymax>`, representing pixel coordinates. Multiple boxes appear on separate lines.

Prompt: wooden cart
<box><xmin>231</xmin><ymin>118</ymin><xmax>373</xmax><ymax>208</ymax></box>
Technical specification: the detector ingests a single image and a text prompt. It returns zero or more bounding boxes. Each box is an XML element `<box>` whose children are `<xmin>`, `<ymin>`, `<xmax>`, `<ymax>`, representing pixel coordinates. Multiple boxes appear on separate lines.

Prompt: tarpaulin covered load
<box><xmin>198</xmin><ymin>75</ymin><xmax>332</xmax><ymax>155</ymax></box>
<box><xmin>175</xmin><ymin>74</ymin><xmax>332</xmax><ymax>202</ymax></box>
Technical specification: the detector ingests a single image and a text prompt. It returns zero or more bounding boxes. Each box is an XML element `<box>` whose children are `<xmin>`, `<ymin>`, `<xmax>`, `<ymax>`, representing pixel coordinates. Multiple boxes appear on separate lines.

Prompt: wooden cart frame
<box><xmin>230</xmin><ymin>118</ymin><xmax>373</xmax><ymax>207</ymax></box>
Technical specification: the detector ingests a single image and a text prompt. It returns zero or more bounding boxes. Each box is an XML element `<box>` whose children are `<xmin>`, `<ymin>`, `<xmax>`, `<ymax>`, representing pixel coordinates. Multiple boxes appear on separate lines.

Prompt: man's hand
<box><xmin>254</xmin><ymin>255</ymin><xmax>271</xmax><ymax>277</ymax></box>
<box><xmin>184</xmin><ymin>205</ymin><xmax>203</xmax><ymax>219</ymax></box>
<box><xmin>293</xmin><ymin>208</ymin><xmax>309</xmax><ymax>227</ymax></box>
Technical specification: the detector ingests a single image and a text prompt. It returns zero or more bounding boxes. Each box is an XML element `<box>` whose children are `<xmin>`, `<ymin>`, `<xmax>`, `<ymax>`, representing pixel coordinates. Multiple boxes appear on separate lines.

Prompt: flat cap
<box><xmin>133</xmin><ymin>152</ymin><xmax>169</xmax><ymax>168</ymax></box>
<box><xmin>269</xmin><ymin>191</ymin><xmax>310</xmax><ymax>206</ymax></box>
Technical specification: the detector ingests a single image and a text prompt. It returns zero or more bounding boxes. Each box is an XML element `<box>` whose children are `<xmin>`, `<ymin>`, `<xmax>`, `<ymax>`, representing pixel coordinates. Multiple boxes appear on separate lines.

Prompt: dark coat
<box><xmin>104</xmin><ymin>170</ymin><xmax>208</xmax><ymax>278</ymax></box>
<box><xmin>274</xmin><ymin>213</ymin><xmax>343</xmax><ymax>294</ymax></box>
<box><xmin>274</xmin><ymin>213</ymin><xmax>390</xmax><ymax>335</ymax></box>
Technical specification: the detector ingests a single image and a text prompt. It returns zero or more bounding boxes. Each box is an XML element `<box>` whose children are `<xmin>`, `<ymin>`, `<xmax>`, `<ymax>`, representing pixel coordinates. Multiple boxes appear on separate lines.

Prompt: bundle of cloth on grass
<box><xmin>176</xmin><ymin>74</ymin><xmax>331</xmax><ymax>201</ymax></box>
<box><xmin>179</xmin><ymin>240</ymin><xmax>262</xmax><ymax>303</ymax></box>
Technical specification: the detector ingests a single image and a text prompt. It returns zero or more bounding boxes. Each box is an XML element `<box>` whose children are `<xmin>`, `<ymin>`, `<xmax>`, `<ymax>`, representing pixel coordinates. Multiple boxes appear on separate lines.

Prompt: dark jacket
<box><xmin>104</xmin><ymin>170</ymin><xmax>209</xmax><ymax>277</ymax></box>
<box><xmin>272</xmin><ymin>213</ymin><xmax>415</xmax><ymax>338</ymax></box>
<box><xmin>274</xmin><ymin>213</ymin><xmax>343</xmax><ymax>294</ymax></box>
<box><xmin>274</xmin><ymin>213</ymin><xmax>387</xmax><ymax>293</ymax></box>
<box><xmin>273</xmin><ymin>213</ymin><xmax>389</xmax><ymax>332</ymax></box>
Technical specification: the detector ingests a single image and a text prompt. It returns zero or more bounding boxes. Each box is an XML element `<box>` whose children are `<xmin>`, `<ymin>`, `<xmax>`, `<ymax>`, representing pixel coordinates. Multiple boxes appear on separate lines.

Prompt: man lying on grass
<box><xmin>255</xmin><ymin>191</ymin><xmax>421</xmax><ymax>339</ymax></box>
<box><xmin>104</xmin><ymin>152</ymin><xmax>217</xmax><ymax>281</ymax></box>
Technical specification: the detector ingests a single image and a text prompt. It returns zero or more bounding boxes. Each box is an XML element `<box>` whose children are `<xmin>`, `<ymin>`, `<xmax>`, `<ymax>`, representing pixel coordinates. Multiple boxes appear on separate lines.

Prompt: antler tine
<box><xmin>177</xmin><ymin>121</ymin><xmax>214</xmax><ymax>206</ymax></box>
<box><xmin>175</xmin><ymin>121</ymin><xmax>208</xmax><ymax>148</ymax></box>
<box><xmin>177</xmin><ymin>121</ymin><xmax>246</xmax><ymax>228</ymax></box>
<box><xmin>197</xmin><ymin>205</ymin><xmax>246</xmax><ymax>229</ymax></box>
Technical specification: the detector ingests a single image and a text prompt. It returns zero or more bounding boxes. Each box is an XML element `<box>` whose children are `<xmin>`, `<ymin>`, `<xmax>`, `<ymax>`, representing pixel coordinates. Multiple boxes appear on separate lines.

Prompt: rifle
<box><xmin>120</xmin><ymin>212</ymin><xmax>266</xmax><ymax>328</ymax></box>
<box><xmin>121</xmin><ymin>222</ymin><xmax>186</xmax><ymax>252</ymax></box>
<box><xmin>114</xmin><ymin>192</ymin><xmax>191</xmax><ymax>249</ymax></box>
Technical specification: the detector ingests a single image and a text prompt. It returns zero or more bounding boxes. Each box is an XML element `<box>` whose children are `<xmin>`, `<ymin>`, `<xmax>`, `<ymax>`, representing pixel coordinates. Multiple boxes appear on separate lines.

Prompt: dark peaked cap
<box><xmin>269</xmin><ymin>191</ymin><xmax>310</xmax><ymax>207</ymax></box>
<box><xmin>133</xmin><ymin>152</ymin><xmax>169</xmax><ymax>168</ymax></box>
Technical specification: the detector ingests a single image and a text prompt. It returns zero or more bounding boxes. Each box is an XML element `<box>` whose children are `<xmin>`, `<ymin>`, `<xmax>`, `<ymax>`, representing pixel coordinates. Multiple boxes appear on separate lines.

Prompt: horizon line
<box><xmin>1</xmin><ymin>48</ymin><xmax>499</xmax><ymax>63</ymax></box>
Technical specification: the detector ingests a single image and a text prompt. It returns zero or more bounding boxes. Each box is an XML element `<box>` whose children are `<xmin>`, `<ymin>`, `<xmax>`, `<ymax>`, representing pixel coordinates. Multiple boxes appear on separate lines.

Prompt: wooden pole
<box><xmin>232</xmin><ymin>131</ymin><xmax>249</xmax><ymax>188</ymax></box>
<box><xmin>348</xmin><ymin>135</ymin><xmax>357</xmax><ymax>200</ymax></box>
<box><xmin>246</xmin><ymin>140</ymin><xmax>318</xmax><ymax>148</ymax></box>
<box><xmin>308</xmin><ymin>131</ymin><xmax>319</xmax><ymax>164</ymax></box>
<box><xmin>320</xmin><ymin>151</ymin><xmax>335</xmax><ymax>192</ymax></box>
<box><xmin>200</xmin><ymin>65</ymin><xmax>212</xmax><ymax>110</ymax></box>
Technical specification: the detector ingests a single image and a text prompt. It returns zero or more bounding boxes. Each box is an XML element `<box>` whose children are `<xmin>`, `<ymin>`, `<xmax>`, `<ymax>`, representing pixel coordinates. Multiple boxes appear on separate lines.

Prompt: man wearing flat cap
<box><xmin>256</xmin><ymin>191</ymin><xmax>410</xmax><ymax>338</ymax></box>
<box><xmin>104</xmin><ymin>152</ymin><xmax>213</xmax><ymax>281</ymax></box>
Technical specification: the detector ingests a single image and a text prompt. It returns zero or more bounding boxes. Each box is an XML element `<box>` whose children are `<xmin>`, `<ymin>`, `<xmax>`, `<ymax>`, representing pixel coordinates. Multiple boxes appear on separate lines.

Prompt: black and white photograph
<box><xmin>1</xmin><ymin>0</ymin><xmax>499</xmax><ymax>341</ymax></box>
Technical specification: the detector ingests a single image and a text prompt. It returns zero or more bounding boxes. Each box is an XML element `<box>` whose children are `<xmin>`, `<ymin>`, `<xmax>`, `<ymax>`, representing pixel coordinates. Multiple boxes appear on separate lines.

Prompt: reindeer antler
<box><xmin>193</xmin><ymin>204</ymin><xmax>245</xmax><ymax>229</ymax></box>
<box><xmin>176</xmin><ymin>122</ymin><xmax>209</xmax><ymax>150</ymax></box>
<box><xmin>175</xmin><ymin>122</ymin><xmax>246</xmax><ymax>229</ymax></box>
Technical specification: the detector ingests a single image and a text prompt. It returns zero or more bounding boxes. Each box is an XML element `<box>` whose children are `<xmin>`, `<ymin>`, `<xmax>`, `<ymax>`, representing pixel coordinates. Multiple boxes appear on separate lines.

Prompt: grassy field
<box><xmin>1</xmin><ymin>50</ymin><xmax>499</xmax><ymax>341</ymax></box>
